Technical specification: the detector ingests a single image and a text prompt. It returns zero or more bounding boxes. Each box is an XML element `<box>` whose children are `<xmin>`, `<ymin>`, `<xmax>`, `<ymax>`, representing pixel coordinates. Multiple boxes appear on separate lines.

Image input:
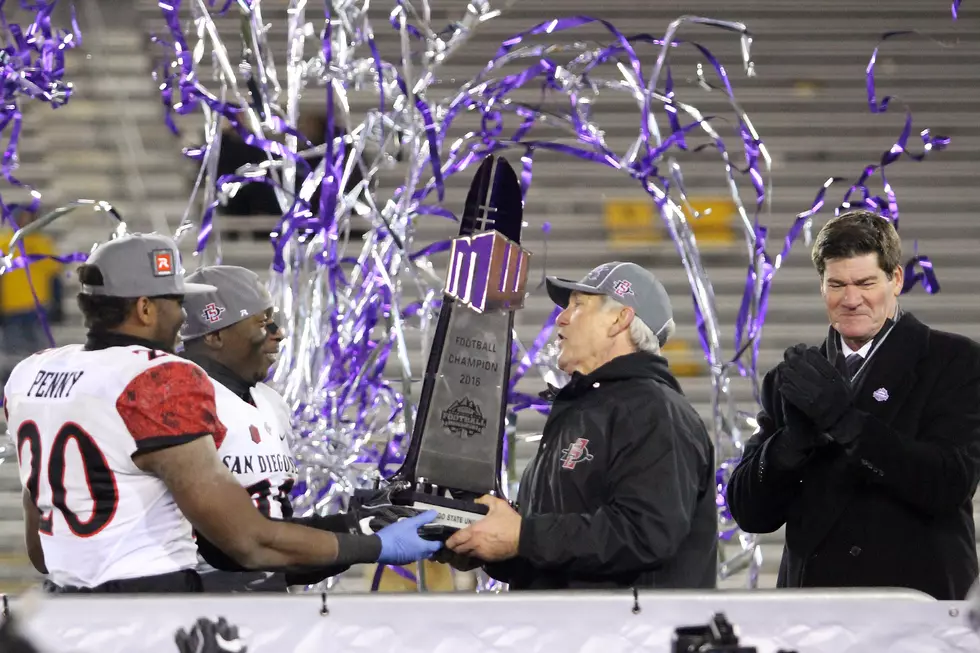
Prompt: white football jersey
<box><xmin>212</xmin><ymin>381</ymin><xmax>297</xmax><ymax>519</ymax></box>
<box><xmin>3</xmin><ymin>343</ymin><xmax>227</xmax><ymax>589</ymax></box>
<box><xmin>195</xmin><ymin>379</ymin><xmax>298</xmax><ymax>591</ymax></box>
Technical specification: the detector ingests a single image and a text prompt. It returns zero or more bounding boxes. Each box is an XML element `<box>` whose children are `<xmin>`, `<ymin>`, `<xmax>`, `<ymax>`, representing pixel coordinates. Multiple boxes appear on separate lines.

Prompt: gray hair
<box><xmin>601</xmin><ymin>295</ymin><xmax>675</xmax><ymax>355</ymax></box>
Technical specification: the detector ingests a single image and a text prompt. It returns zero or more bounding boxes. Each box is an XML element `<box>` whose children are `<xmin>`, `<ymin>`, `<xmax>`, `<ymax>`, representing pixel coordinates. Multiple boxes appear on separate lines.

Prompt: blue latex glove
<box><xmin>376</xmin><ymin>510</ymin><xmax>443</xmax><ymax>565</ymax></box>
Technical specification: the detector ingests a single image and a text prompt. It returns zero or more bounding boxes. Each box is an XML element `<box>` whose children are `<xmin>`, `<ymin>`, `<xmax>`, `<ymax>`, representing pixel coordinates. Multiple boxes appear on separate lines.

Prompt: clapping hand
<box><xmin>766</xmin><ymin>395</ymin><xmax>831</xmax><ymax>471</ymax></box>
<box><xmin>779</xmin><ymin>345</ymin><xmax>852</xmax><ymax>431</ymax></box>
<box><xmin>779</xmin><ymin>344</ymin><xmax>862</xmax><ymax>446</ymax></box>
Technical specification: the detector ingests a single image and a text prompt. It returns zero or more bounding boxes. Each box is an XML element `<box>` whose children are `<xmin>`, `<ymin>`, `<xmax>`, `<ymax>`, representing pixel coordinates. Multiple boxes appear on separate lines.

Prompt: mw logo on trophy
<box><xmin>352</xmin><ymin>154</ymin><xmax>531</xmax><ymax>540</ymax></box>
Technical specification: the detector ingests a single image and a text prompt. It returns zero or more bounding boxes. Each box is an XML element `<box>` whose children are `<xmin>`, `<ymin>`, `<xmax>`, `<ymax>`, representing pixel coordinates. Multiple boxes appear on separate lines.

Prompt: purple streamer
<box><xmin>409</xmin><ymin>239</ymin><xmax>452</xmax><ymax>261</ymax></box>
<box><xmin>208</xmin><ymin>0</ymin><xmax>237</xmax><ymax>17</ymax></box>
<box><xmin>154</xmin><ymin>0</ymin><xmax>312</xmax><ymax>257</ymax></box>
<box><xmin>0</xmin><ymin>0</ymin><xmax>80</xmax><ymax>223</ymax></box>
<box><xmin>0</xmin><ymin>1</ymin><xmax>84</xmax><ymax>346</ymax></box>
<box><xmin>715</xmin><ymin>458</ymin><xmax>740</xmax><ymax>541</ymax></box>
<box><xmin>731</xmin><ymin>26</ymin><xmax>954</xmax><ymax>383</ymax></box>
<box><xmin>493</xmin><ymin>16</ymin><xmax>654</xmax><ymax>157</ymax></box>
<box><xmin>390</xmin><ymin>21</ymin><xmax>766</xmax><ymax>378</ymax></box>
<box><xmin>902</xmin><ymin>255</ymin><xmax>940</xmax><ymax>294</ymax></box>
<box><xmin>370</xmin><ymin>562</ymin><xmax>417</xmax><ymax>592</ymax></box>
<box><xmin>507</xmin><ymin>307</ymin><xmax>560</xmax><ymax>401</ymax></box>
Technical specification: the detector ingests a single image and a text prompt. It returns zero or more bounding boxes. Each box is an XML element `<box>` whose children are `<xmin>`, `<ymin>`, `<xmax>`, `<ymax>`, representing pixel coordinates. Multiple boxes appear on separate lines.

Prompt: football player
<box><xmin>179</xmin><ymin>264</ymin><xmax>360</xmax><ymax>591</ymax></box>
<box><xmin>4</xmin><ymin>233</ymin><xmax>442</xmax><ymax>593</ymax></box>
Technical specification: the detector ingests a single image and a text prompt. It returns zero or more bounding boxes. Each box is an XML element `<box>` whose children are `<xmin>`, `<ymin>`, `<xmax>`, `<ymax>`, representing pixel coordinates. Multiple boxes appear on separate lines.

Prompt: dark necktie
<box><xmin>845</xmin><ymin>353</ymin><xmax>863</xmax><ymax>379</ymax></box>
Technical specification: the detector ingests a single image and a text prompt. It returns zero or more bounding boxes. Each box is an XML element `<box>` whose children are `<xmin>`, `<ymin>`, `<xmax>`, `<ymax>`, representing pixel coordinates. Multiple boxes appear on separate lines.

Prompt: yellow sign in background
<box><xmin>599</xmin><ymin>195</ymin><xmax>735</xmax><ymax>378</ymax></box>
<box><xmin>371</xmin><ymin>560</ymin><xmax>458</xmax><ymax>592</ymax></box>
<box><xmin>602</xmin><ymin>196</ymin><xmax>737</xmax><ymax>247</ymax></box>
<box><xmin>602</xmin><ymin>198</ymin><xmax>659</xmax><ymax>247</ymax></box>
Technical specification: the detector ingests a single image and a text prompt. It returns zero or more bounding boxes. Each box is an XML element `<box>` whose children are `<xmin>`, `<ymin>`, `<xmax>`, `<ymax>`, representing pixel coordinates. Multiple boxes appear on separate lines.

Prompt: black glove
<box><xmin>432</xmin><ymin>548</ymin><xmax>482</xmax><ymax>571</ymax></box>
<box><xmin>779</xmin><ymin>345</ymin><xmax>853</xmax><ymax>431</ymax></box>
<box><xmin>174</xmin><ymin>617</ymin><xmax>247</xmax><ymax>653</ymax></box>
<box><xmin>348</xmin><ymin>483</ymin><xmax>424</xmax><ymax>533</ymax></box>
<box><xmin>291</xmin><ymin>512</ymin><xmax>360</xmax><ymax>534</ymax></box>
<box><xmin>766</xmin><ymin>396</ymin><xmax>828</xmax><ymax>470</ymax></box>
<box><xmin>783</xmin><ymin>394</ymin><xmax>821</xmax><ymax>441</ymax></box>
<box><xmin>780</xmin><ymin>345</ymin><xmax>864</xmax><ymax>447</ymax></box>
<box><xmin>0</xmin><ymin>613</ymin><xmax>41</xmax><ymax>653</ymax></box>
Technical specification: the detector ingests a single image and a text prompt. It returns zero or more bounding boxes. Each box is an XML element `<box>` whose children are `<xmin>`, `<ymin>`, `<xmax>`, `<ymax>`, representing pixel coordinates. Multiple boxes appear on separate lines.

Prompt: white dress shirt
<box><xmin>841</xmin><ymin>339</ymin><xmax>874</xmax><ymax>359</ymax></box>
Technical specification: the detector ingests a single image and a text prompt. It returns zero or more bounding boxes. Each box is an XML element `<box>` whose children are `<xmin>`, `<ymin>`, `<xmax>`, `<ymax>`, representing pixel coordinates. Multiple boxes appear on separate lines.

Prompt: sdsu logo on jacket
<box><xmin>560</xmin><ymin>438</ymin><xmax>593</xmax><ymax>469</ymax></box>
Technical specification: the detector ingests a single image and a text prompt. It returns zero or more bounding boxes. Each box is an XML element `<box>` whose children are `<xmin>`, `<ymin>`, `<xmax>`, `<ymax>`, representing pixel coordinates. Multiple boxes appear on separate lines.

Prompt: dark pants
<box><xmin>199</xmin><ymin>569</ymin><xmax>288</xmax><ymax>593</ymax></box>
<box><xmin>43</xmin><ymin>569</ymin><xmax>203</xmax><ymax>594</ymax></box>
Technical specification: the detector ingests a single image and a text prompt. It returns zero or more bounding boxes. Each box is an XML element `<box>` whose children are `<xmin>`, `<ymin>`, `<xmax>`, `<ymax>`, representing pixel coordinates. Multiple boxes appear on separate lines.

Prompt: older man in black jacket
<box><xmin>444</xmin><ymin>262</ymin><xmax>717</xmax><ymax>589</ymax></box>
<box><xmin>727</xmin><ymin>210</ymin><xmax>980</xmax><ymax>600</ymax></box>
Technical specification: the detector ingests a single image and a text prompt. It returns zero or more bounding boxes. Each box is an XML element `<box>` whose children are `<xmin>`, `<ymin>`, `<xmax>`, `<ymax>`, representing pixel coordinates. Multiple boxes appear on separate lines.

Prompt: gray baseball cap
<box><xmin>546</xmin><ymin>262</ymin><xmax>674</xmax><ymax>346</ymax></box>
<box><xmin>79</xmin><ymin>233</ymin><xmax>216</xmax><ymax>298</ymax></box>
<box><xmin>180</xmin><ymin>265</ymin><xmax>274</xmax><ymax>340</ymax></box>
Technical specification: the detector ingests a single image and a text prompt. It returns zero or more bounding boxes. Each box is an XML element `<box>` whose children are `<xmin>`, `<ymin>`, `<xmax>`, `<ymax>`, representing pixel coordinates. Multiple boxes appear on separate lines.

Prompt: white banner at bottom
<box><xmin>7</xmin><ymin>589</ymin><xmax>980</xmax><ymax>653</ymax></box>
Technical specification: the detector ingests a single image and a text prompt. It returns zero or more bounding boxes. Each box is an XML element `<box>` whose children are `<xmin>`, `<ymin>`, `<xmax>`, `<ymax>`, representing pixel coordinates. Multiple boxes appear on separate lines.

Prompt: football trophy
<box><xmin>352</xmin><ymin>154</ymin><xmax>530</xmax><ymax>540</ymax></box>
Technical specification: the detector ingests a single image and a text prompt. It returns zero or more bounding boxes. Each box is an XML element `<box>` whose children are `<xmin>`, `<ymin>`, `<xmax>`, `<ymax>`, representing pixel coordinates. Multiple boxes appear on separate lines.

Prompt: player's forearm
<box><xmin>238</xmin><ymin>521</ymin><xmax>382</xmax><ymax>570</ymax></box>
<box><xmin>141</xmin><ymin>437</ymin><xmax>384</xmax><ymax>571</ymax></box>
<box><xmin>21</xmin><ymin>490</ymin><xmax>47</xmax><ymax>574</ymax></box>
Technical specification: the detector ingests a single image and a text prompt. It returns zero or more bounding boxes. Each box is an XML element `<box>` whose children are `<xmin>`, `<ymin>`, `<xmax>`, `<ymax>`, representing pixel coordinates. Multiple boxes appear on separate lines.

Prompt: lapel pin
<box><xmin>872</xmin><ymin>387</ymin><xmax>889</xmax><ymax>402</ymax></box>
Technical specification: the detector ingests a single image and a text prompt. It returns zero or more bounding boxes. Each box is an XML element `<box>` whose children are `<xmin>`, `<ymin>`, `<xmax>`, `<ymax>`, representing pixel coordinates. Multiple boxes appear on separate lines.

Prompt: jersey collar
<box><xmin>182</xmin><ymin>353</ymin><xmax>254</xmax><ymax>402</ymax></box>
<box><xmin>84</xmin><ymin>331</ymin><xmax>172</xmax><ymax>352</ymax></box>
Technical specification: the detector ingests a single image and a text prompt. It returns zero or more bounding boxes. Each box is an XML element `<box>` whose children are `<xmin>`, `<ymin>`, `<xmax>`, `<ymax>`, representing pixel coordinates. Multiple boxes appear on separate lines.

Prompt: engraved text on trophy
<box><xmin>415</xmin><ymin>308</ymin><xmax>509</xmax><ymax>493</ymax></box>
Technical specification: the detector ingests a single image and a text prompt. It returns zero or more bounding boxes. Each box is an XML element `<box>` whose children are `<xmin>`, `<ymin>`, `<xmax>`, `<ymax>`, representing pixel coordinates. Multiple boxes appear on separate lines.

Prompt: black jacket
<box><xmin>727</xmin><ymin>312</ymin><xmax>980</xmax><ymax>600</ymax></box>
<box><xmin>486</xmin><ymin>351</ymin><xmax>717</xmax><ymax>589</ymax></box>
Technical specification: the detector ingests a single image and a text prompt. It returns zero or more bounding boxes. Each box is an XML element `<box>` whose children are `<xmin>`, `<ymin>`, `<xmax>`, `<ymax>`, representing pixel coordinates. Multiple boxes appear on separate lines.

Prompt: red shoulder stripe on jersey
<box><xmin>115</xmin><ymin>361</ymin><xmax>228</xmax><ymax>449</ymax></box>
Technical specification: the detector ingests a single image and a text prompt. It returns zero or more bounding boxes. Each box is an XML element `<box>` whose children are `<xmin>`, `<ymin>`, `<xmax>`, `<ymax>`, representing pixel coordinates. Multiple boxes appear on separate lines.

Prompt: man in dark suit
<box><xmin>727</xmin><ymin>209</ymin><xmax>980</xmax><ymax>600</ymax></box>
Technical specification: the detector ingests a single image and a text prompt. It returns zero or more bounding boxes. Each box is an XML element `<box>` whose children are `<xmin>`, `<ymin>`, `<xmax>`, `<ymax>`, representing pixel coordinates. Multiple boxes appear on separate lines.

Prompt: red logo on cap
<box><xmin>612</xmin><ymin>279</ymin><xmax>634</xmax><ymax>297</ymax></box>
<box><xmin>201</xmin><ymin>303</ymin><xmax>226</xmax><ymax>324</ymax></box>
<box><xmin>153</xmin><ymin>250</ymin><xmax>174</xmax><ymax>277</ymax></box>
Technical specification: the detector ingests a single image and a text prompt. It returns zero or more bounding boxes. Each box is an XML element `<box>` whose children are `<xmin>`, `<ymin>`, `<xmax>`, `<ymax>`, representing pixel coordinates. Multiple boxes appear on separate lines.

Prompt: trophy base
<box><xmin>349</xmin><ymin>488</ymin><xmax>490</xmax><ymax>542</ymax></box>
<box><xmin>395</xmin><ymin>490</ymin><xmax>490</xmax><ymax>530</ymax></box>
